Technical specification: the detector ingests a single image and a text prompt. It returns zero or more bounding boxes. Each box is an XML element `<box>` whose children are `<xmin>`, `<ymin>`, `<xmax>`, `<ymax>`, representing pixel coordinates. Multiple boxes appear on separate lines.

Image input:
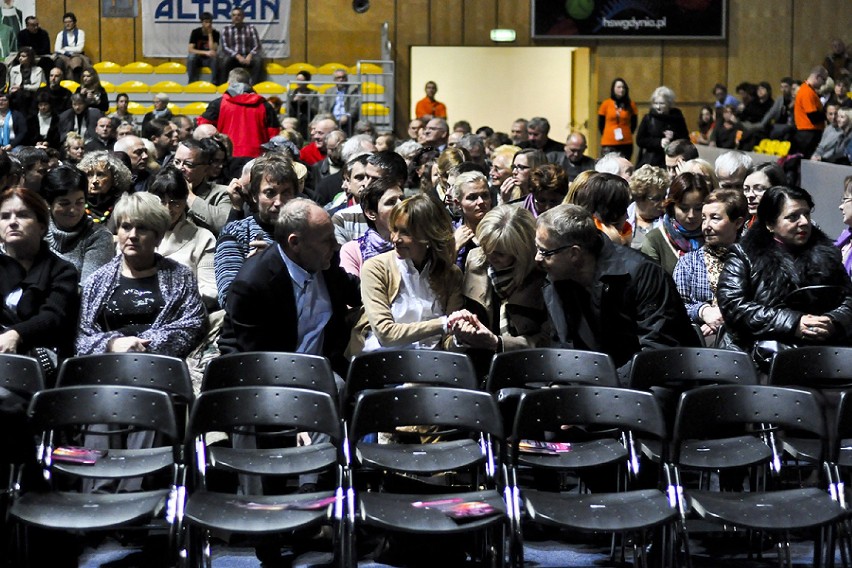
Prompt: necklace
<box><xmin>86</xmin><ymin>203</ymin><xmax>112</xmax><ymax>224</ymax></box>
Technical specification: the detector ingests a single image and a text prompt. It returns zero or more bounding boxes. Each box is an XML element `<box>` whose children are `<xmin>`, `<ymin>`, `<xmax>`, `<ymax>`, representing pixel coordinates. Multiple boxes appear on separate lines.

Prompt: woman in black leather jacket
<box><xmin>717</xmin><ymin>185</ymin><xmax>852</xmax><ymax>353</ymax></box>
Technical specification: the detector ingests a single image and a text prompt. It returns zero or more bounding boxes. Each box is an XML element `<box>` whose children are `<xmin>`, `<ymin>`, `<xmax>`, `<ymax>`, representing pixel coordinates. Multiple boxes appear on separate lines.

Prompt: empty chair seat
<box><xmin>360</xmin><ymin>102</ymin><xmax>389</xmax><ymax>116</ymax></box>
<box><xmin>253</xmin><ymin>81</ymin><xmax>286</xmax><ymax>95</ymax></box>
<box><xmin>149</xmin><ymin>80</ymin><xmax>183</xmax><ymax>94</ymax></box>
<box><xmin>184</xmin><ymin>80</ymin><xmax>217</xmax><ymax>94</ymax></box>
<box><xmin>116</xmin><ymin>80</ymin><xmax>149</xmax><ymax>93</ymax></box>
<box><xmin>354</xmin><ymin>62</ymin><xmax>384</xmax><ymax>74</ymax></box>
<box><xmin>93</xmin><ymin>61</ymin><xmax>122</xmax><ymax>74</ymax></box>
<box><xmin>60</xmin><ymin>80</ymin><xmax>79</xmax><ymax>91</ymax></box>
<box><xmin>265</xmin><ymin>62</ymin><xmax>286</xmax><ymax>75</ymax></box>
<box><xmin>361</xmin><ymin>81</ymin><xmax>385</xmax><ymax>95</ymax></box>
<box><xmin>181</xmin><ymin>102</ymin><xmax>208</xmax><ymax>115</ymax></box>
<box><xmin>122</xmin><ymin>61</ymin><xmax>154</xmax><ymax>74</ymax></box>
<box><xmin>155</xmin><ymin>62</ymin><xmax>186</xmax><ymax>74</ymax></box>
<box><xmin>285</xmin><ymin>62</ymin><xmax>317</xmax><ymax>75</ymax></box>
<box><xmin>100</xmin><ymin>80</ymin><xmax>115</xmax><ymax>93</ymax></box>
<box><xmin>316</xmin><ymin>62</ymin><xmax>348</xmax><ymax>75</ymax></box>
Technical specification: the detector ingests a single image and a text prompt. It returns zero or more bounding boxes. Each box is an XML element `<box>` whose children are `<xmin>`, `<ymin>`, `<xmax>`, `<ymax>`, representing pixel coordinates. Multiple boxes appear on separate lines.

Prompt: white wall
<box><xmin>410</xmin><ymin>46</ymin><xmax>575</xmax><ymax>143</ymax></box>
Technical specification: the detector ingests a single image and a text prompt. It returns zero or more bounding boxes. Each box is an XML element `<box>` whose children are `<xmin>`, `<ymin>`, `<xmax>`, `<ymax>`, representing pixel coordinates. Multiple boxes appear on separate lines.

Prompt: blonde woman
<box><xmin>454</xmin><ymin>205</ymin><xmax>547</xmax><ymax>372</ymax></box>
<box><xmin>627</xmin><ymin>165</ymin><xmax>668</xmax><ymax>249</ymax></box>
<box><xmin>347</xmin><ymin>193</ymin><xmax>465</xmax><ymax>357</ymax></box>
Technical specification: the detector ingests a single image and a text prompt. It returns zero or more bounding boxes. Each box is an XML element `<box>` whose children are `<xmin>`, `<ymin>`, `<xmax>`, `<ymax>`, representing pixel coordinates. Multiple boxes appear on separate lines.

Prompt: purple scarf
<box><xmin>835</xmin><ymin>227</ymin><xmax>852</xmax><ymax>276</ymax></box>
<box><xmin>358</xmin><ymin>228</ymin><xmax>392</xmax><ymax>263</ymax></box>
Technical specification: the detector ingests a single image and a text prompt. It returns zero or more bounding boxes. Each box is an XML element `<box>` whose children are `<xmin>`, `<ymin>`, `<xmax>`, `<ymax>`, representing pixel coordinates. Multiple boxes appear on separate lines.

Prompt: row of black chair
<box><xmin>2</xmin><ymin>347</ymin><xmax>852</xmax><ymax>567</ymax></box>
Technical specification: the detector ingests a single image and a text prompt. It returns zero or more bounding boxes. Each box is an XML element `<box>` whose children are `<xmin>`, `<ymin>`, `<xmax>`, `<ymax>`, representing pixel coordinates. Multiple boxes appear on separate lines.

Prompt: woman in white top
<box><xmin>9</xmin><ymin>46</ymin><xmax>45</xmax><ymax>112</ymax></box>
<box><xmin>347</xmin><ymin>193</ymin><xmax>466</xmax><ymax>357</ymax></box>
<box><xmin>53</xmin><ymin>11</ymin><xmax>89</xmax><ymax>81</ymax></box>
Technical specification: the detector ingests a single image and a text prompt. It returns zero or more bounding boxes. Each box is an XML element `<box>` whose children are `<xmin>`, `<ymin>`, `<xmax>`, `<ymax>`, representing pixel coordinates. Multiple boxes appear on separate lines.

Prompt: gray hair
<box><xmin>341</xmin><ymin>134</ymin><xmax>376</xmax><ymax>163</ymax></box>
<box><xmin>113</xmin><ymin>192</ymin><xmax>171</xmax><ymax>239</ymax></box>
<box><xmin>227</xmin><ymin>67</ymin><xmax>250</xmax><ymax>86</ymax></box>
<box><xmin>450</xmin><ymin>170</ymin><xmax>488</xmax><ymax>201</ymax></box>
<box><xmin>714</xmin><ymin>150</ymin><xmax>753</xmax><ymax>177</ymax></box>
<box><xmin>536</xmin><ymin>203</ymin><xmax>600</xmax><ymax>252</ymax></box>
<box><xmin>457</xmin><ymin>133</ymin><xmax>485</xmax><ymax>154</ymax></box>
<box><xmin>528</xmin><ymin>116</ymin><xmax>550</xmax><ymax>134</ymax></box>
<box><xmin>651</xmin><ymin>86</ymin><xmax>675</xmax><ymax>105</ymax></box>
<box><xmin>595</xmin><ymin>152</ymin><xmax>625</xmax><ymax>175</ymax></box>
<box><xmin>275</xmin><ymin>197</ymin><xmax>326</xmax><ymax>244</ymax></box>
<box><xmin>78</xmin><ymin>150</ymin><xmax>133</xmax><ymax>193</ymax></box>
<box><xmin>395</xmin><ymin>139</ymin><xmax>422</xmax><ymax>161</ymax></box>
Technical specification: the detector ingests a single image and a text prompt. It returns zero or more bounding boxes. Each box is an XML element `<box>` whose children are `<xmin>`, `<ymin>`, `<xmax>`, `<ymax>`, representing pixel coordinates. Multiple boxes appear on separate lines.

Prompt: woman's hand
<box><xmin>451</xmin><ymin>316</ymin><xmax>500</xmax><ymax>350</ymax></box>
<box><xmin>108</xmin><ymin>336</ymin><xmax>151</xmax><ymax>353</ymax></box>
<box><xmin>499</xmin><ymin>177</ymin><xmax>517</xmax><ymax>204</ymax></box>
<box><xmin>0</xmin><ymin>330</ymin><xmax>22</xmax><ymax>353</ymax></box>
<box><xmin>454</xmin><ymin>225</ymin><xmax>474</xmax><ymax>252</ymax></box>
<box><xmin>700</xmin><ymin>305</ymin><xmax>724</xmax><ymax>330</ymax></box>
<box><xmin>226</xmin><ymin>178</ymin><xmax>246</xmax><ymax>211</ymax></box>
<box><xmin>247</xmin><ymin>239</ymin><xmax>269</xmax><ymax>258</ymax></box>
<box><xmin>796</xmin><ymin>315</ymin><xmax>835</xmax><ymax>340</ymax></box>
<box><xmin>447</xmin><ymin>310</ymin><xmax>477</xmax><ymax>330</ymax></box>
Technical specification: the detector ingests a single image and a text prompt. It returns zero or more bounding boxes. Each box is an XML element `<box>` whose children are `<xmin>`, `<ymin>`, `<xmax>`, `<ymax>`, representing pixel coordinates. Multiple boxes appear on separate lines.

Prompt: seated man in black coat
<box><xmin>218</xmin><ymin>197</ymin><xmax>360</xmax><ymax>376</ymax></box>
<box><xmin>537</xmin><ymin>204</ymin><xmax>699</xmax><ymax>380</ymax></box>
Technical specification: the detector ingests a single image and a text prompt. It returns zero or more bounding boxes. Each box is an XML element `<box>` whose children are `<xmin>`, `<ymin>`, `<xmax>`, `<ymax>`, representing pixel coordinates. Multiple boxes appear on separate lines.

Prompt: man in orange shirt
<box><xmin>415</xmin><ymin>81</ymin><xmax>447</xmax><ymax>120</ymax></box>
<box><xmin>793</xmin><ymin>66</ymin><xmax>829</xmax><ymax>158</ymax></box>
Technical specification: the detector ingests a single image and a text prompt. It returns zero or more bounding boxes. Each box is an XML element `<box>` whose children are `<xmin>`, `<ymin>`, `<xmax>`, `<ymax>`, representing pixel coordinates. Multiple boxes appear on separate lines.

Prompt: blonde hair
<box><xmin>475</xmin><ymin>205</ymin><xmax>537</xmax><ymax>289</ymax></box>
<box><xmin>681</xmin><ymin>158</ymin><xmax>719</xmax><ymax>189</ymax></box>
<box><xmin>113</xmin><ymin>191</ymin><xmax>171</xmax><ymax>239</ymax></box>
<box><xmin>564</xmin><ymin>170</ymin><xmax>597</xmax><ymax>205</ymax></box>
<box><xmin>491</xmin><ymin>144</ymin><xmax>521</xmax><ymax>164</ymax></box>
<box><xmin>629</xmin><ymin>165</ymin><xmax>669</xmax><ymax>201</ymax></box>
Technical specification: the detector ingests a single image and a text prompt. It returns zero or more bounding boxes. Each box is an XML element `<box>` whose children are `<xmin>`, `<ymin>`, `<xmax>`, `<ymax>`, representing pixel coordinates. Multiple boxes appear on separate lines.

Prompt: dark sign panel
<box><xmin>532</xmin><ymin>0</ymin><xmax>727</xmax><ymax>40</ymax></box>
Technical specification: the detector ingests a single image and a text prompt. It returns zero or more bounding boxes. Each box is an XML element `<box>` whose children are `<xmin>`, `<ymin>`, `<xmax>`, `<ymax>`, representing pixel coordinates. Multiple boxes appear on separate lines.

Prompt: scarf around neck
<box><xmin>358</xmin><ymin>228</ymin><xmax>393</xmax><ymax>263</ymax></box>
<box><xmin>662</xmin><ymin>213</ymin><xmax>703</xmax><ymax>255</ymax></box>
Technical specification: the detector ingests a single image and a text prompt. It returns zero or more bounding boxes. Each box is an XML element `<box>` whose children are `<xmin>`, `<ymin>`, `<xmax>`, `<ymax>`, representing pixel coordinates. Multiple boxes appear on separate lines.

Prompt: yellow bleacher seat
<box><xmin>182</xmin><ymin>102</ymin><xmax>209</xmax><ymax>115</ymax></box>
<box><xmin>285</xmin><ymin>62</ymin><xmax>317</xmax><ymax>75</ymax></box>
<box><xmin>100</xmin><ymin>80</ymin><xmax>115</xmax><ymax>93</ymax></box>
<box><xmin>127</xmin><ymin>101</ymin><xmax>149</xmax><ymax>115</ymax></box>
<box><xmin>360</xmin><ymin>102</ymin><xmax>389</xmax><ymax>116</ymax></box>
<box><xmin>354</xmin><ymin>62</ymin><xmax>383</xmax><ymax>75</ymax></box>
<box><xmin>318</xmin><ymin>84</ymin><xmax>336</xmax><ymax>94</ymax></box>
<box><xmin>184</xmin><ymin>81</ymin><xmax>218</xmax><ymax>94</ymax></box>
<box><xmin>775</xmin><ymin>140</ymin><xmax>791</xmax><ymax>157</ymax></box>
<box><xmin>361</xmin><ymin>81</ymin><xmax>384</xmax><ymax>95</ymax></box>
<box><xmin>316</xmin><ymin>62</ymin><xmax>348</xmax><ymax>75</ymax></box>
<box><xmin>93</xmin><ymin>61</ymin><xmax>122</xmax><ymax>74</ymax></box>
<box><xmin>60</xmin><ymin>80</ymin><xmax>79</xmax><ymax>91</ymax></box>
<box><xmin>155</xmin><ymin>62</ymin><xmax>186</xmax><ymax>74</ymax></box>
<box><xmin>753</xmin><ymin>139</ymin><xmax>771</xmax><ymax>154</ymax></box>
<box><xmin>116</xmin><ymin>80</ymin><xmax>150</xmax><ymax>93</ymax></box>
<box><xmin>122</xmin><ymin>61</ymin><xmax>154</xmax><ymax>74</ymax></box>
<box><xmin>217</xmin><ymin>83</ymin><xmax>229</xmax><ymax>94</ymax></box>
<box><xmin>253</xmin><ymin>81</ymin><xmax>286</xmax><ymax>95</ymax></box>
<box><xmin>265</xmin><ymin>62</ymin><xmax>286</xmax><ymax>74</ymax></box>
<box><xmin>149</xmin><ymin>80</ymin><xmax>184</xmax><ymax>94</ymax></box>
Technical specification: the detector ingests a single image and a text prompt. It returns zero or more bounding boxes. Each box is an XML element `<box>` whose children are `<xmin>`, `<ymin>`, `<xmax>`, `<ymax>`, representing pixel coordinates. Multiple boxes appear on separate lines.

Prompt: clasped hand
<box><xmin>447</xmin><ymin>310</ymin><xmax>498</xmax><ymax>350</ymax></box>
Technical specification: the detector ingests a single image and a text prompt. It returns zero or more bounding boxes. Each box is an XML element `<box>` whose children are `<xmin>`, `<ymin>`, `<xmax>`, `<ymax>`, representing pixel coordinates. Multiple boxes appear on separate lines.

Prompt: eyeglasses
<box><xmin>512</xmin><ymin>164</ymin><xmax>531</xmax><ymax>171</ymax></box>
<box><xmin>743</xmin><ymin>184</ymin><xmax>768</xmax><ymax>195</ymax></box>
<box><xmin>172</xmin><ymin>159</ymin><xmax>206</xmax><ymax>169</ymax></box>
<box><xmin>535</xmin><ymin>243</ymin><xmax>574</xmax><ymax>258</ymax></box>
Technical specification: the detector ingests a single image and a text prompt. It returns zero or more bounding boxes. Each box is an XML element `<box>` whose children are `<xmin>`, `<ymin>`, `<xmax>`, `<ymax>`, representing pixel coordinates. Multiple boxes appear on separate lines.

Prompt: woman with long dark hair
<box><xmin>598</xmin><ymin>78</ymin><xmax>638</xmax><ymax>160</ymax></box>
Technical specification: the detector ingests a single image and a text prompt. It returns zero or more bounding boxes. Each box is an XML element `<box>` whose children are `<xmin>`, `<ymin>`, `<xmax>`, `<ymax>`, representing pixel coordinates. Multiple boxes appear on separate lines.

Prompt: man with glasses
<box><xmin>113</xmin><ymin>134</ymin><xmax>151</xmax><ymax>192</ymax></box>
<box><xmin>537</xmin><ymin>204</ymin><xmax>697</xmax><ymax>378</ymax></box>
<box><xmin>547</xmin><ymin>132</ymin><xmax>594</xmax><ymax>182</ymax></box>
<box><xmin>420</xmin><ymin>117</ymin><xmax>449</xmax><ymax>151</ymax></box>
<box><xmin>52</xmin><ymin>11</ymin><xmax>89</xmax><ymax>81</ymax></box>
<box><xmin>173</xmin><ymin>138</ymin><xmax>231</xmax><ymax>235</ymax></box>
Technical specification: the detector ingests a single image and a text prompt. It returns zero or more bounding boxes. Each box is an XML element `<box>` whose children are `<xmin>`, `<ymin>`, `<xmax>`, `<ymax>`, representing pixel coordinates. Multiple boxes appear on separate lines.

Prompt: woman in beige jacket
<box><xmin>347</xmin><ymin>193</ymin><xmax>465</xmax><ymax>357</ymax></box>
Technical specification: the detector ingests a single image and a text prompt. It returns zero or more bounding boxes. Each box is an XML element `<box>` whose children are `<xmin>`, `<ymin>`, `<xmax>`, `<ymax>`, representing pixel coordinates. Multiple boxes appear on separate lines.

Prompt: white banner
<box><xmin>142</xmin><ymin>0</ymin><xmax>291</xmax><ymax>59</ymax></box>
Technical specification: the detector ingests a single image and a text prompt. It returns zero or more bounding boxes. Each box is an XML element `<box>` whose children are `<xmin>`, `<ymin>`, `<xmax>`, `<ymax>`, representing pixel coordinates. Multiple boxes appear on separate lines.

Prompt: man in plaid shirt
<box><xmin>219</xmin><ymin>6</ymin><xmax>265</xmax><ymax>86</ymax></box>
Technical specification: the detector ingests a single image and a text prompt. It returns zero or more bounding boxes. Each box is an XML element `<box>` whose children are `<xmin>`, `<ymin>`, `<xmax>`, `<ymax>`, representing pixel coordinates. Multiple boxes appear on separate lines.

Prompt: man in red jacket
<box><xmin>197</xmin><ymin>67</ymin><xmax>279</xmax><ymax>166</ymax></box>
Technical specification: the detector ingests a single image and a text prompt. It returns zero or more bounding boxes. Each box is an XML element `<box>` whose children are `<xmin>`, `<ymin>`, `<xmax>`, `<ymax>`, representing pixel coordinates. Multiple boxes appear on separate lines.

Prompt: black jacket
<box><xmin>0</xmin><ymin>244</ymin><xmax>79</xmax><ymax>357</ymax></box>
<box><xmin>218</xmin><ymin>245</ymin><xmax>360</xmax><ymax>376</ymax></box>
<box><xmin>635</xmin><ymin>108</ymin><xmax>689</xmax><ymax>167</ymax></box>
<box><xmin>717</xmin><ymin>229</ymin><xmax>852</xmax><ymax>351</ymax></box>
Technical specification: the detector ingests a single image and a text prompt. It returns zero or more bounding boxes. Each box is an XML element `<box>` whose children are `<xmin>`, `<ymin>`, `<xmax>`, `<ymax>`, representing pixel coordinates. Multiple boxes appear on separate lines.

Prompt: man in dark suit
<box><xmin>218</xmin><ymin>197</ymin><xmax>360</xmax><ymax>376</ymax></box>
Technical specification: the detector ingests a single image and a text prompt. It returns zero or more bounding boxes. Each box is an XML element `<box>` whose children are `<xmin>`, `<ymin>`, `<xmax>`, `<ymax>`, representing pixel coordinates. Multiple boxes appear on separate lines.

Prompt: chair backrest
<box><xmin>486</xmin><ymin>349</ymin><xmax>619</xmax><ymax>393</ymax></box>
<box><xmin>188</xmin><ymin>386</ymin><xmax>342</xmax><ymax>442</ymax></box>
<box><xmin>672</xmin><ymin>385</ymin><xmax>827</xmax><ymax>463</ymax></box>
<box><xmin>202</xmin><ymin>352</ymin><xmax>337</xmax><ymax>398</ymax></box>
<box><xmin>834</xmin><ymin>389</ymin><xmax>852</xmax><ymax>462</ymax></box>
<box><xmin>28</xmin><ymin>385</ymin><xmax>178</xmax><ymax>441</ymax></box>
<box><xmin>769</xmin><ymin>346</ymin><xmax>852</xmax><ymax>389</ymax></box>
<box><xmin>343</xmin><ymin>350</ymin><xmax>477</xmax><ymax>414</ymax></box>
<box><xmin>0</xmin><ymin>353</ymin><xmax>45</xmax><ymax>398</ymax></box>
<box><xmin>56</xmin><ymin>353</ymin><xmax>194</xmax><ymax>403</ymax></box>
<box><xmin>349</xmin><ymin>386</ymin><xmax>503</xmax><ymax>443</ymax></box>
<box><xmin>513</xmin><ymin>386</ymin><xmax>667</xmax><ymax>448</ymax></box>
<box><xmin>628</xmin><ymin>348</ymin><xmax>758</xmax><ymax>391</ymax></box>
